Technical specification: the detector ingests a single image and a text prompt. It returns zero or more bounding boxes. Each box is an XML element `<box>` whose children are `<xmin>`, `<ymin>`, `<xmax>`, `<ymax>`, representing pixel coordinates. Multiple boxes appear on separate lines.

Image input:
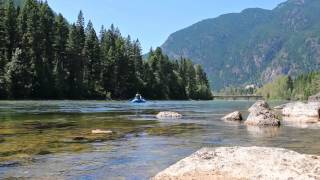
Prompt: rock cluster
<box><xmin>156</xmin><ymin>111</ymin><xmax>182</xmax><ymax>119</ymax></box>
<box><xmin>221</xmin><ymin>111</ymin><xmax>242</xmax><ymax>121</ymax></box>
<box><xmin>153</xmin><ymin>146</ymin><xmax>320</xmax><ymax>180</ymax></box>
<box><xmin>245</xmin><ymin>100</ymin><xmax>280</xmax><ymax>126</ymax></box>
<box><xmin>282</xmin><ymin>102</ymin><xmax>320</xmax><ymax>123</ymax></box>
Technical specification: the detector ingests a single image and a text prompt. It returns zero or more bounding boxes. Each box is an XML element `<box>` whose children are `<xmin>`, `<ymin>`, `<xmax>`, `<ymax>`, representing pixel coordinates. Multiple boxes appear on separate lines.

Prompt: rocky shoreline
<box><xmin>154</xmin><ymin>96</ymin><xmax>320</xmax><ymax>179</ymax></box>
<box><xmin>153</xmin><ymin>146</ymin><xmax>320</xmax><ymax>180</ymax></box>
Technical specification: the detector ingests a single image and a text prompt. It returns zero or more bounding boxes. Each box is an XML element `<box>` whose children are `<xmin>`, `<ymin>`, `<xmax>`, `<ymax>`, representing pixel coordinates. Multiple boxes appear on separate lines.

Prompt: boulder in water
<box><xmin>221</xmin><ymin>111</ymin><xmax>242</xmax><ymax>121</ymax></box>
<box><xmin>91</xmin><ymin>129</ymin><xmax>113</xmax><ymax>134</ymax></box>
<box><xmin>282</xmin><ymin>102</ymin><xmax>320</xmax><ymax>123</ymax></box>
<box><xmin>248</xmin><ymin>100</ymin><xmax>270</xmax><ymax>112</ymax></box>
<box><xmin>156</xmin><ymin>112</ymin><xmax>182</xmax><ymax>119</ymax></box>
<box><xmin>245</xmin><ymin>100</ymin><xmax>280</xmax><ymax>126</ymax></box>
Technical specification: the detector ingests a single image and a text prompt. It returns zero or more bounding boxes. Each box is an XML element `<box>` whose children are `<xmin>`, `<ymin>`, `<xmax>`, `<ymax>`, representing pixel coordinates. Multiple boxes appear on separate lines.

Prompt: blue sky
<box><xmin>47</xmin><ymin>0</ymin><xmax>286</xmax><ymax>53</ymax></box>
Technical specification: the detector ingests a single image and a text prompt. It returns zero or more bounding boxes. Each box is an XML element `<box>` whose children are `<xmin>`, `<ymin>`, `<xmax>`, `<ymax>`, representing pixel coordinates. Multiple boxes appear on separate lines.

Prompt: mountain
<box><xmin>161</xmin><ymin>0</ymin><xmax>320</xmax><ymax>90</ymax></box>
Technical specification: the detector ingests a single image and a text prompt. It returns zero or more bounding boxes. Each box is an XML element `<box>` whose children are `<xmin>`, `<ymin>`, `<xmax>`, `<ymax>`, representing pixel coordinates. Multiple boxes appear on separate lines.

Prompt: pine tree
<box><xmin>186</xmin><ymin>60</ymin><xmax>197</xmax><ymax>99</ymax></box>
<box><xmin>53</xmin><ymin>14</ymin><xmax>69</xmax><ymax>98</ymax></box>
<box><xmin>131</xmin><ymin>39</ymin><xmax>144</xmax><ymax>93</ymax></box>
<box><xmin>148</xmin><ymin>47</ymin><xmax>171</xmax><ymax>99</ymax></box>
<box><xmin>141</xmin><ymin>62</ymin><xmax>157</xmax><ymax>99</ymax></box>
<box><xmin>17</xmin><ymin>0</ymin><xmax>40</xmax><ymax>98</ymax></box>
<box><xmin>124</xmin><ymin>35</ymin><xmax>138</xmax><ymax>98</ymax></box>
<box><xmin>113</xmin><ymin>36</ymin><xmax>129</xmax><ymax>98</ymax></box>
<box><xmin>37</xmin><ymin>1</ymin><xmax>55</xmax><ymax>98</ymax></box>
<box><xmin>76</xmin><ymin>10</ymin><xmax>85</xmax><ymax>50</ymax></box>
<box><xmin>66</xmin><ymin>24</ymin><xmax>84</xmax><ymax>99</ymax></box>
<box><xmin>3</xmin><ymin>0</ymin><xmax>17</xmax><ymax>62</ymax></box>
<box><xmin>65</xmin><ymin>11</ymin><xmax>86</xmax><ymax>99</ymax></box>
<box><xmin>195</xmin><ymin>64</ymin><xmax>212</xmax><ymax>99</ymax></box>
<box><xmin>0</xmin><ymin>0</ymin><xmax>7</xmax><ymax>98</ymax></box>
<box><xmin>5</xmin><ymin>48</ymin><xmax>32</xmax><ymax>98</ymax></box>
<box><xmin>84</xmin><ymin>20</ymin><xmax>101</xmax><ymax>97</ymax></box>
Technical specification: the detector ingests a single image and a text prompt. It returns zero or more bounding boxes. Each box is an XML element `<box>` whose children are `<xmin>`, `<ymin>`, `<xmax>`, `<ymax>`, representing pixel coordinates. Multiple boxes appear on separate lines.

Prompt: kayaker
<box><xmin>135</xmin><ymin>93</ymin><xmax>142</xmax><ymax>100</ymax></box>
<box><xmin>131</xmin><ymin>93</ymin><xmax>146</xmax><ymax>103</ymax></box>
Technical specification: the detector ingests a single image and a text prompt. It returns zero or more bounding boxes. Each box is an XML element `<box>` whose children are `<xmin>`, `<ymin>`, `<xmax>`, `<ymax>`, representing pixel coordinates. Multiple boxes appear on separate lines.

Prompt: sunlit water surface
<box><xmin>0</xmin><ymin>100</ymin><xmax>319</xmax><ymax>179</ymax></box>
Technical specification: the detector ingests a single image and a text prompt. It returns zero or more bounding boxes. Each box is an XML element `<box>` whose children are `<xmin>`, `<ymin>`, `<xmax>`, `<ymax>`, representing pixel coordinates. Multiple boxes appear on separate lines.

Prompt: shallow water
<box><xmin>0</xmin><ymin>100</ymin><xmax>319</xmax><ymax>179</ymax></box>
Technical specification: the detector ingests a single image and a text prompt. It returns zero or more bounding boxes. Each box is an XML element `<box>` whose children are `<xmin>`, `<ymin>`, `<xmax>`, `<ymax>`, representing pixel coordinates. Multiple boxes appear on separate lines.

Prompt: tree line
<box><xmin>0</xmin><ymin>0</ymin><xmax>212</xmax><ymax>100</ymax></box>
<box><xmin>257</xmin><ymin>72</ymin><xmax>320</xmax><ymax>100</ymax></box>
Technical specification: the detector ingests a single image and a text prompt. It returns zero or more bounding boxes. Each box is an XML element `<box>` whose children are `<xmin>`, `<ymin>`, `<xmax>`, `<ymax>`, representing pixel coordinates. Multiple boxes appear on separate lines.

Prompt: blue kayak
<box><xmin>131</xmin><ymin>98</ymin><xmax>146</xmax><ymax>103</ymax></box>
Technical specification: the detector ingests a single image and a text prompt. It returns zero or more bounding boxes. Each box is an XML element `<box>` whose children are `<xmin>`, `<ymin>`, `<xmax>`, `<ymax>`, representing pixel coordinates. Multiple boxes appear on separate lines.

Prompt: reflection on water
<box><xmin>0</xmin><ymin>100</ymin><xmax>319</xmax><ymax>179</ymax></box>
<box><xmin>246</xmin><ymin>126</ymin><xmax>280</xmax><ymax>138</ymax></box>
<box><xmin>282</xmin><ymin>117</ymin><xmax>320</xmax><ymax>129</ymax></box>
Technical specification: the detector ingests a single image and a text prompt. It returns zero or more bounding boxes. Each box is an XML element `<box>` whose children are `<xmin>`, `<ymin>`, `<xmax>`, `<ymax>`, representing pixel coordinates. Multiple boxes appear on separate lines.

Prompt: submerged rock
<box><xmin>221</xmin><ymin>111</ymin><xmax>242</xmax><ymax>121</ymax></box>
<box><xmin>156</xmin><ymin>111</ymin><xmax>182</xmax><ymax>119</ymax></box>
<box><xmin>23</xmin><ymin>121</ymin><xmax>76</xmax><ymax>130</ymax></box>
<box><xmin>245</xmin><ymin>100</ymin><xmax>280</xmax><ymax>126</ymax></box>
<box><xmin>146</xmin><ymin>123</ymin><xmax>202</xmax><ymax>136</ymax></box>
<box><xmin>282</xmin><ymin>102</ymin><xmax>320</xmax><ymax>123</ymax></box>
<box><xmin>153</xmin><ymin>146</ymin><xmax>320</xmax><ymax>180</ymax></box>
<box><xmin>91</xmin><ymin>129</ymin><xmax>113</xmax><ymax>134</ymax></box>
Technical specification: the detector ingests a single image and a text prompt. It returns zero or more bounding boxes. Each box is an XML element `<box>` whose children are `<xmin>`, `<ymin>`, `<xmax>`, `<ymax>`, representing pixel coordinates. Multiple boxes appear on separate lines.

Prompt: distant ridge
<box><xmin>161</xmin><ymin>0</ymin><xmax>320</xmax><ymax>89</ymax></box>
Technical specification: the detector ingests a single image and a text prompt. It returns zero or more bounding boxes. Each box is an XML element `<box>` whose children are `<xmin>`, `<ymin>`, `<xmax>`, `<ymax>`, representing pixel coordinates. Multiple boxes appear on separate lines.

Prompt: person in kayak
<box><xmin>135</xmin><ymin>93</ymin><xmax>142</xmax><ymax>100</ymax></box>
<box><xmin>131</xmin><ymin>93</ymin><xmax>146</xmax><ymax>103</ymax></box>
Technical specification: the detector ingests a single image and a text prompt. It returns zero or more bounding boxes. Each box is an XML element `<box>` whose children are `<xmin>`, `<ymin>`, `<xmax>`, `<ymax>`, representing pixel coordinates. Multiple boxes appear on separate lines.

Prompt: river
<box><xmin>0</xmin><ymin>100</ymin><xmax>319</xmax><ymax>179</ymax></box>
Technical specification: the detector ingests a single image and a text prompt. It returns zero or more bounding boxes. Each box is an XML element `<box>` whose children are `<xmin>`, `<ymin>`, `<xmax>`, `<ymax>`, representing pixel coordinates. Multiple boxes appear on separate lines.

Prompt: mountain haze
<box><xmin>161</xmin><ymin>0</ymin><xmax>320</xmax><ymax>89</ymax></box>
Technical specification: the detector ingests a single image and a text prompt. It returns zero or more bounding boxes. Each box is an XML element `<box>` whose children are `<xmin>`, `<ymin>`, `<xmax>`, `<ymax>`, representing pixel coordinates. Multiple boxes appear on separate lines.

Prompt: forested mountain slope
<box><xmin>161</xmin><ymin>0</ymin><xmax>320</xmax><ymax>89</ymax></box>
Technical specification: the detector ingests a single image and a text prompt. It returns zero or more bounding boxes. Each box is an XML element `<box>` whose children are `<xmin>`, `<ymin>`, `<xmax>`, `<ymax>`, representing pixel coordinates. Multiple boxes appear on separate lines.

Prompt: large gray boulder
<box><xmin>309</xmin><ymin>92</ymin><xmax>320</xmax><ymax>102</ymax></box>
<box><xmin>282</xmin><ymin>102</ymin><xmax>320</xmax><ymax>123</ymax></box>
<box><xmin>153</xmin><ymin>147</ymin><xmax>320</xmax><ymax>180</ymax></box>
<box><xmin>245</xmin><ymin>100</ymin><xmax>280</xmax><ymax>126</ymax></box>
<box><xmin>248</xmin><ymin>100</ymin><xmax>270</xmax><ymax>112</ymax></box>
<box><xmin>221</xmin><ymin>111</ymin><xmax>242</xmax><ymax>121</ymax></box>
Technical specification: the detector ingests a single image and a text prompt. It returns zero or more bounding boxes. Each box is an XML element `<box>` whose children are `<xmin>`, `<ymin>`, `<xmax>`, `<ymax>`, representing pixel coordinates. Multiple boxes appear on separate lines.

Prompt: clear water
<box><xmin>0</xmin><ymin>100</ymin><xmax>319</xmax><ymax>179</ymax></box>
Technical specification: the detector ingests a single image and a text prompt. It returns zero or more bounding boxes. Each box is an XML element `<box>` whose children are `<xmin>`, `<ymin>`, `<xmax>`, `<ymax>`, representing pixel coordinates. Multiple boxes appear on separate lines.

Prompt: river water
<box><xmin>0</xmin><ymin>100</ymin><xmax>319</xmax><ymax>179</ymax></box>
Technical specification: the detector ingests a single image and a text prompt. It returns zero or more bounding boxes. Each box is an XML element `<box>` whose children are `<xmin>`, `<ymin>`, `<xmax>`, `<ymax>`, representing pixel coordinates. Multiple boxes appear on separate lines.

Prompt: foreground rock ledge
<box><xmin>153</xmin><ymin>147</ymin><xmax>320</xmax><ymax>180</ymax></box>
